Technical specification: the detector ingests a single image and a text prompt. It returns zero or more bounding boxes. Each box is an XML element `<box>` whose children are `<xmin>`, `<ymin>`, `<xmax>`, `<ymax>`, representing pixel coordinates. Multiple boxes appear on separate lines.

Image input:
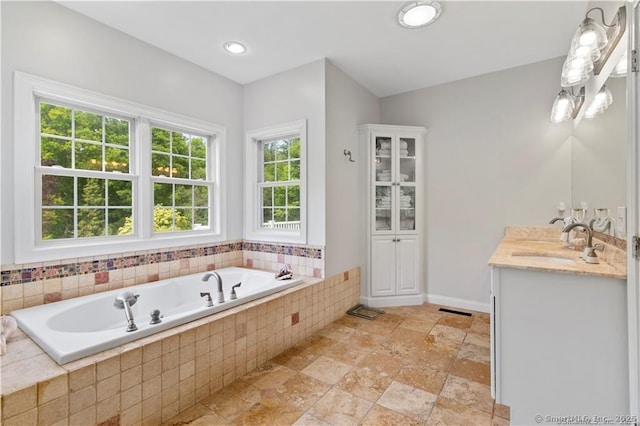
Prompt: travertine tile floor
<box><xmin>164</xmin><ymin>303</ymin><xmax>510</xmax><ymax>425</ymax></box>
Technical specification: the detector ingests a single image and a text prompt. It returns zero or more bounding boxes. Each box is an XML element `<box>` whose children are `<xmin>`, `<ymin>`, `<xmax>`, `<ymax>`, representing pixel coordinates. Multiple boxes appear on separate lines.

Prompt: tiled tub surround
<box><xmin>0</xmin><ymin>268</ymin><xmax>359</xmax><ymax>425</ymax></box>
<box><xmin>11</xmin><ymin>267</ymin><xmax>305</xmax><ymax>365</ymax></box>
<box><xmin>0</xmin><ymin>240</ymin><xmax>324</xmax><ymax>315</ymax></box>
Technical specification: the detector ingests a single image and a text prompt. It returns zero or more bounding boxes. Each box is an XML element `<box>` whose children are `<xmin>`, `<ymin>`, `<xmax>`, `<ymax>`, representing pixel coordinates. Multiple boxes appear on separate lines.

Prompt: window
<box><xmin>151</xmin><ymin>127</ymin><xmax>212</xmax><ymax>233</ymax></box>
<box><xmin>14</xmin><ymin>72</ymin><xmax>225</xmax><ymax>263</ymax></box>
<box><xmin>245</xmin><ymin>120</ymin><xmax>306</xmax><ymax>243</ymax></box>
<box><xmin>38</xmin><ymin>101</ymin><xmax>134</xmax><ymax>241</ymax></box>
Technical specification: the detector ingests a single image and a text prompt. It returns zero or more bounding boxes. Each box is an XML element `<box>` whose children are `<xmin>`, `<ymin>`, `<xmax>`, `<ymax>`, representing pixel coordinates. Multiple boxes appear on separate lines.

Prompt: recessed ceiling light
<box><xmin>224</xmin><ymin>41</ymin><xmax>246</xmax><ymax>55</ymax></box>
<box><xmin>398</xmin><ymin>1</ymin><xmax>442</xmax><ymax>29</ymax></box>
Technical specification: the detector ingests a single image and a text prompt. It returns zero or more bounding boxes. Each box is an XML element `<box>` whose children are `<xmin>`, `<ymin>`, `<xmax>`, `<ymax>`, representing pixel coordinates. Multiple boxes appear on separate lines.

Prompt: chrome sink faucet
<box><xmin>202</xmin><ymin>272</ymin><xmax>225</xmax><ymax>303</ymax></box>
<box><xmin>561</xmin><ymin>223</ymin><xmax>602</xmax><ymax>264</ymax></box>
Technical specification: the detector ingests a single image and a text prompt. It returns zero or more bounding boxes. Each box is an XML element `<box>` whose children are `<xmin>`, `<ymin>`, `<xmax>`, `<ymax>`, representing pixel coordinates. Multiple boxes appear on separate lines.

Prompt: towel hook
<box><xmin>343</xmin><ymin>149</ymin><xmax>355</xmax><ymax>162</ymax></box>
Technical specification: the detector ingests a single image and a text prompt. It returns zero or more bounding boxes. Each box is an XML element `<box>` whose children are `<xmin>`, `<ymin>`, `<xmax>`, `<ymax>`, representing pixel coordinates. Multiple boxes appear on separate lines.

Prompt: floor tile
<box><xmin>336</xmin><ymin>366</ymin><xmax>394</xmax><ymax>402</ymax></box>
<box><xmin>167</xmin><ymin>302</ymin><xmax>508</xmax><ymax>426</ymax></box>
<box><xmin>493</xmin><ymin>402</ymin><xmax>510</xmax><ymax>420</ymax></box>
<box><xmin>437</xmin><ymin>314</ymin><xmax>474</xmax><ymax>329</ymax></box>
<box><xmin>240</xmin><ymin>362</ymin><xmax>296</xmax><ymax>390</ymax></box>
<box><xmin>429</xmin><ymin>324</ymin><xmax>467</xmax><ymax>343</ymax></box>
<box><xmin>233</xmin><ymin>399</ymin><xmax>302</xmax><ymax>425</ymax></box>
<box><xmin>301</xmin><ymin>355</ymin><xmax>353</xmax><ymax>385</ymax></box>
<box><xmin>459</xmin><ymin>342</ymin><xmax>491</xmax><ymax>364</ymax></box>
<box><xmin>307</xmin><ymin>388</ymin><xmax>373</xmax><ymax>425</ymax></box>
<box><xmin>322</xmin><ymin>341</ymin><xmax>370</xmax><ymax>366</ymax></box>
<box><xmin>395</xmin><ymin>364</ymin><xmax>449</xmax><ymax>395</ymax></box>
<box><xmin>357</xmin><ymin>320</ymin><xmax>399</xmax><ymax>336</ymax></box>
<box><xmin>292</xmin><ymin>412</ymin><xmax>332</xmax><ymax>426</ymax></box>
<box><xmin>377</xmin><ymin>380</ymin><xmax>437</xmax><ymax>423</ymax></box>
<box><xmin>315</xmin><ymin>323</ymin><xmax>359</xmax><ymax>342</ymax></box>
<box><xmin>439</xmin><ymin>375</ymin><xmax>494</xmax><ymax>414</ymax></box>
<box><xmin>348</xmin><ymin>329</ymin><xmax>389</xmax><ymax>351</ymax></box>
<box><xmin>357</xmin><ymin>351</ymin><xmax>403</xmax><ymax>377</ymax></box>
<box><xmin>450</xmin><ymin>357</ymin><xmax>492</xmax><ymax>386</ymax></box>
<box><xmin>360</xmin><ymin>404</ymin><xmax>422</xmax><ymax>426</ymax></box>
<box><xmin>397</xmin><ymin>317</ymin><xmax>438</xmax><ymax>334</ymax></box>
<box><xmin>426</xmin><ymin>396</ymin><xmax>493</xmax><ymax>426</ymax></box>
<box><xmin>464</xmin><ymin>331</ymin><xmax>491</xmax><ymax>348</ymax></box>
<box><xmin>332</xmin><ymin>315</ymin><xmax>367</xmax><ymax>329</ymax></box>
<box><xmin>276</xmin><ymin>372</ymin><xmax>331</xmax><ymax>411</ymax></box>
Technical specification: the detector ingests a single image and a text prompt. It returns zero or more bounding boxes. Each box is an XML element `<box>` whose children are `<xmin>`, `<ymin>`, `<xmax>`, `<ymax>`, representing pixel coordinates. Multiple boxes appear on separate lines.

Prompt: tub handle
<box><xmin>150</xmin><ymin>309</ymin><xmax>162</xmax><ymax>325</ymax></box>
<box><xmin>230</xmin><ymin>282</ymin><xmax>242</xmax><ymax>300</ymax></box>
<box><xmin>200</xmin><ymin>292</ymin><xmax>214</xmax><ymax>307</ymax></box>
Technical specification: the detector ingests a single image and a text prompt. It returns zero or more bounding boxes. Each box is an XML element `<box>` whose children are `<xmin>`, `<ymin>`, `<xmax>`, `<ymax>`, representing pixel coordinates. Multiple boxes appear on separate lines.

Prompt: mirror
<box><xmin>569</xmin><ymin>1</ymin><xmax>627</xmax><ymax>241</ymax></box>
<box><xmin>571</xmin><ymin>75</ymin><xmax>627</xmax><ymax>239</ymax></box>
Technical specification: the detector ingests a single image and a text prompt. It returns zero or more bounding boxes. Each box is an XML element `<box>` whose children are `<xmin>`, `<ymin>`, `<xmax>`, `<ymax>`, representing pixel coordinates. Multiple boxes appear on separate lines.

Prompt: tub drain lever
<box><xmin>230</xmin><ymin>282</ymin><xmax>242</xmax><ymax>300</ymax></box>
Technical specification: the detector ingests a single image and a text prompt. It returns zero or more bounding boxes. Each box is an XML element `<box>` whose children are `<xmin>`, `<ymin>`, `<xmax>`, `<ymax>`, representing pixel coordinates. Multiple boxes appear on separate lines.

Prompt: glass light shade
<box><xmin>610</xmin><ymin>52</ymin><xmax>628</xmax><ymax>77</ymax></box>
<box><xmin>561</xmin><ymin>58</ymin><xmax>590</xmax><ymax>87</ymax></box>
<box><xmin>550</xmin><ymin>90</ymin><xmax>575</xmax><ymax>123</ymax></box>
<box><xmin>398</xmin><ymin>1</ymin><xmax>442</xmax><ymax>28</ymax></box>
<box><xmin>577</xmin><ymin>17</ymin><xmax>608</xmax><ymax>49</ymax></box>
<box><xmin>569</xmin><ymin>38</ymin><xmax>601</xmax><ymax>62</ymax></box>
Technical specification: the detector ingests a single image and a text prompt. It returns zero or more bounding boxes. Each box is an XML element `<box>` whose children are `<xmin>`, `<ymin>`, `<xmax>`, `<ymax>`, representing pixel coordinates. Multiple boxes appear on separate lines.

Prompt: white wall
<box><xmin>380</xmin><ymin>57</ymin><xmax>573</xmax><ymax>309</ymax></box>
<box><xmin>1</xmin><ymin>1</ymin><xmax>244</xmax><ymax>264</ymax></box>
<box><xmin>243</xmin><ymin>60</ymin><xmax>326</xmax><ymax>247</ymax></box>
<box><xmin>324</xmin><ymin>61</ymin><xmax>379</xmax><ymax>277</ymax></box>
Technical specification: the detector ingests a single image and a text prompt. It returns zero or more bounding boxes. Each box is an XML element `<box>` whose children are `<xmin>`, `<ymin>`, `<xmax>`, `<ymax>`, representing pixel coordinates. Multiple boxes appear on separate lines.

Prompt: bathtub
<box><xmin>10</xmin><ymin>267</ymin><xmax>304</xmax><ymax>365</ymax></box>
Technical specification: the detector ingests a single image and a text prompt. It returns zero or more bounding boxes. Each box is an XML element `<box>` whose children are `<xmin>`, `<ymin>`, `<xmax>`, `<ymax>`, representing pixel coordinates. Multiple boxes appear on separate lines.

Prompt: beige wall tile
<box><xmin>3</xmin><ymin>408</ymin><xmax>37</xmax><ymax>426</ymax></box>
<box><xmin>97</xmin><ymin>374</ymin><xmax>120</xmax><ymax>402</ymax></box>
<box><xmin>37</xmin><ymin>394</ymin><xmax>68</xmax><ymax>426</ymax></box>
<box><xmin>96</xmin><ymin>393</ymin><xmax>120</xmax><ymax>424</ymax></box>
<box><xmin>38</xmin><ymin>374</ymin><xmax>68</xmax><ymax>405</ymax></box>
<box><xmin>120</xmin><ymin>384</ymin><xmax>141</xmax><ymax>410</ymax></box>
<box><xmin>97</xmin><ymin>356</ymin><xmax>120</xmax><ymax>381</ymax></box>
<box><xmin>121</xmin><ymin>348</ymin><xmax>142</xmax><ymax>371</ymax></box>
<box><xmin>69</xmin><ymin>405</ymin><xmax>96</xmax><ymax>426</ymax></box>
<box><xmin>69</xmin><ymin>386</ymin><xmax>96</xmax><ymax>415</ymax></box>
<box><xmin>68</xmin><ymin>365</ymin><xmax>96</xmax><ymax>392</ymax></box>
<box><xmin>2</xmin><ymin>385</ymin><xmax>37</xmax><ymax>419</ymax></box>
<box><xmin>121</xmin><ymin>365</ymin><xmax>142</xmax><ymax>391</ymax></box>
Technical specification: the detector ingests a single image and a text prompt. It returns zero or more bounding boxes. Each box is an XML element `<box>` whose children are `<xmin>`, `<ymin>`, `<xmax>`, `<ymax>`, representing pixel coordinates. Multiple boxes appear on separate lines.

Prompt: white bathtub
<box><xmin>10</xmin><ymin>267</ymin><xmax>304</xmax><ymax>365</ymax></box>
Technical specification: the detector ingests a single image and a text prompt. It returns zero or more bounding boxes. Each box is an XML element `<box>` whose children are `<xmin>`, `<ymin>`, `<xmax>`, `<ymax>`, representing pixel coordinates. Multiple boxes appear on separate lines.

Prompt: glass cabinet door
<box><xmin>375</xmin><ymin>185</ymin><xmax>392</xmax><ymax>231</ymax></box>
<box><xmin>398</xmin><ymin>185</ymin><xmax>415</xmax><ymax>231</ymax></box>
<box><xmin>398</xmin><ymin>137</ymin><xmax>416</xmax><ymax>183</ymax></box>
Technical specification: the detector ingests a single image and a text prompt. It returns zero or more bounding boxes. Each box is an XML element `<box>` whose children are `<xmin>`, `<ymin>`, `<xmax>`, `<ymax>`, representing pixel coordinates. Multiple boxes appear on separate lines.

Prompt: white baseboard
<box><xmin>359</xmin><ymin>294</ymin><xmax>423</xmax><ymax>308</ymax></box>
<box><xmin>424</xmin><ymin>294</ymin><xmax>490</xmax><ymax>313</ymax></box>
<box><xmin>358</xmin><ymin>293</ymin><xmax>490</xmax><ymax>313</ymax></box>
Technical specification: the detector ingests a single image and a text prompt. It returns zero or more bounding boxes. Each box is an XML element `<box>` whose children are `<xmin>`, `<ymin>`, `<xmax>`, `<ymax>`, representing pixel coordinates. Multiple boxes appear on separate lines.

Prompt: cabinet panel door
<box><xmin>371</xmin><ymin>237</ymin><xmax>396</xmax><ymax>296</ymax></box>
<box><xmin>396</xmin><ymin>237</ymin><xmax>420</xmax><ymax>295</ymax></box>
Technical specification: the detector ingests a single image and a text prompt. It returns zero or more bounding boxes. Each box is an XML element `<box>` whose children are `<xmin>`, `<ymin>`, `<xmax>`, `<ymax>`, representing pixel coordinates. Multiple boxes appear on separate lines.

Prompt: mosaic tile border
<box><xmin>1</xmin><ymin>240</ymin><xmax>323</xmax><ymax>287</ymax></box>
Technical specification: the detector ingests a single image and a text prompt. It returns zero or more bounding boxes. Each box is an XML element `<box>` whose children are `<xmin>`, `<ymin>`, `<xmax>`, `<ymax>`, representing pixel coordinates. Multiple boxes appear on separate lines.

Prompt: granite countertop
<box><xmin>488</xmin><ymin>226</ymin><xmax>627</xmax><ymax>280</ymax></box>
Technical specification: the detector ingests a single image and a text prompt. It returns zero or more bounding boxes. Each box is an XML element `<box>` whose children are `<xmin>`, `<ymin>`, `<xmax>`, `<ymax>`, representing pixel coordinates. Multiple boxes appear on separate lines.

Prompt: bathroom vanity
<box><xmin>489</xmin><ymin>227</ymin><xmax>628</xmax><ymax>425</ymax></box>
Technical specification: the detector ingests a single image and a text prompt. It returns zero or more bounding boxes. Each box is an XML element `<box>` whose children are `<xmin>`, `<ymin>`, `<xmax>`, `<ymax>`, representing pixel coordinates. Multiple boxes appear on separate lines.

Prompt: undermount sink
<box><xmin>511</xmin><ymin>253</ymin><xmax>578</xmax><ymax>266</ymax></box>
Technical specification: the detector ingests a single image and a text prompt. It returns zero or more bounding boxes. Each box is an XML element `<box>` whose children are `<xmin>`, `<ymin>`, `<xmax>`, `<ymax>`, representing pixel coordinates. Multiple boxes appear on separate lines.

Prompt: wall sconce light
<box><xmin>550</xmin><ymin>87</ymin><xmax>584</xmax><ymax>123</ymax></box>
<box><xmin>584</xmin><ymin>85</ymin><xmax>613</xmax><ymax>119</ymax></box>
<box><xmin>551</xmin><ymin>6</ymin><xmax>626</xmax><ymax>123</ymax></box>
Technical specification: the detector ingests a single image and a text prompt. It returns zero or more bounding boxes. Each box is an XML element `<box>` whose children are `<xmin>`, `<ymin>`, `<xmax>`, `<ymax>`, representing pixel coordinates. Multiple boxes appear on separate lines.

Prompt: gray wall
<box><xmin>380</xmin><ymin>57</ymin><xmax>573</xmax><ymax>309</ymax></box>
<box><xmin>324</xmin><ymin>61</ymin><xmax>380</xmax><ymax>277</ymax></box>
<box><xmin>1</xmin><ymin>1</ymin><xmax>244</xmax><ymax>264</ymax></box>
<box><xmin>243</xmin><ymin>60</ymin><xmax>326</xmax><ymax>247</ymax></box>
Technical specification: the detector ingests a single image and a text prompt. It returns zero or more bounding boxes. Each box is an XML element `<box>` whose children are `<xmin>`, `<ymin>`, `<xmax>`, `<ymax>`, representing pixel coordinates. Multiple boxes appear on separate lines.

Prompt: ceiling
<box><xmin>59</xmin><ymin>1</ymin><xmax>588</xmax><ymax>98</ymax></box>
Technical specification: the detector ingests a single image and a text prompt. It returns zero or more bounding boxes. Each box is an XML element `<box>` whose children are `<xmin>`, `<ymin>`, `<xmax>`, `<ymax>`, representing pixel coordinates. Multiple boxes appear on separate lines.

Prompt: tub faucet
<box><xmin>549</xmin><ymin>217</ymin><xmax>565</xmax><ymax>225</ymax></box>
<box><xmin>561</xmin><ymin>223</ymin><xmax>601</xmax><ymax>264</ymax></box>
<box><xmin>202</xmin><ymin>272</ymin><xmax>225</xmax><ymax>303</ymax></box>
<box><xmin>114</xmin><ymin>291</ymin><xmax>139</xmax><ymax>332</ymax></box>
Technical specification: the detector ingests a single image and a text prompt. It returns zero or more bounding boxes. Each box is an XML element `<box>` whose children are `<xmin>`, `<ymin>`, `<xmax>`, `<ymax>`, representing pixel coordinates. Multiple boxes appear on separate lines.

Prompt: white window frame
<box><xmin>14</xmin><ymin>72</ymin><xmax>226</xmax><ymax>263</ymax></box>
<box><xmin>245</xmin><ymin>120</ymin><xmax>307</xmax><ymax>244</ymax></box>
